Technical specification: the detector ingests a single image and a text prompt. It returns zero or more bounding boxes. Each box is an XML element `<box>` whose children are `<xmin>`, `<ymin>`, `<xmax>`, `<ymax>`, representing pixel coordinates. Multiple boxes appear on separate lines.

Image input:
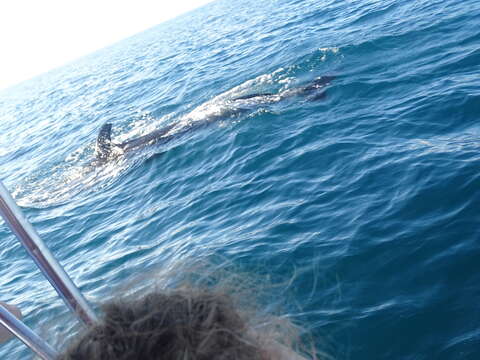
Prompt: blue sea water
<box><xmin>1</xmin><ymin>0</ymin><xmax>479</xmax><ymax>358</ymax></box>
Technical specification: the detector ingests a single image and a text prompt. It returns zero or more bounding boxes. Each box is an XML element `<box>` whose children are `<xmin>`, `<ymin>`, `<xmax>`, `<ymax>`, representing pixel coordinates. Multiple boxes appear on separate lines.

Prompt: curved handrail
<box><xmin>0</xmin><ymin>181</ymin><xmax>98</xmax><ymax>326</ymax></box>
<box><xmin>0</xmin><ymin>304</ymin><xmax>58</xmax><ymax>360</ymax></box>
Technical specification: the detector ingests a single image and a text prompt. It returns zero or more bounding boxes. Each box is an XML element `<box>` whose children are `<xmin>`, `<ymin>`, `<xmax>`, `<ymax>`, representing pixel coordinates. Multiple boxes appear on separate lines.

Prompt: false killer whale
<box><xmin>94</xmin><ymin>76</ymin><xmax>335</xmax><ymax>162</ymax></box>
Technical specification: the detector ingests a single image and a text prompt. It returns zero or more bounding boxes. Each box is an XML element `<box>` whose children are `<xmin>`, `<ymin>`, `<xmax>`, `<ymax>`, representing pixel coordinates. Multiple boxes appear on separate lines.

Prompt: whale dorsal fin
<box><xmin>95</xmin><ymin>123</ymin><xmax>113</xmax><ymax>161</ymax></box>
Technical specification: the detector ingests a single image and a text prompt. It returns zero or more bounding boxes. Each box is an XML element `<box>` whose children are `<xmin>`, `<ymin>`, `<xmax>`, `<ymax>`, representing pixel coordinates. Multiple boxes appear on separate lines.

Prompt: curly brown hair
<box><xmin>59</xmin><ymin>289</ymin><xmax>270</xmax><ymax>360</ymax></box>
<box><xmin>57</xmin><ymin>260</ymin><xmax>326</xmax><ymax>360</ymax></box>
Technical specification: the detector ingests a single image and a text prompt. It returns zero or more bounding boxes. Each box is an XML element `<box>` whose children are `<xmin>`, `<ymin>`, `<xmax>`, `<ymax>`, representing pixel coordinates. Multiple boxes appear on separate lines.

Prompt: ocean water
<box><xmin>1</xmin><ymin>0</ymin><xmax>479</xmax><ymax>358</ymax></box>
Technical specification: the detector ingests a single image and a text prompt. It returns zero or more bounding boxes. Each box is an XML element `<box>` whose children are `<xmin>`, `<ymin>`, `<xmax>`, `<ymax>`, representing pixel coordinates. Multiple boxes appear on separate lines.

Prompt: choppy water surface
<box><xmin>1</xmin><ymin>0</ymin><xmax>479</xmax><ymax>358</ymax></box>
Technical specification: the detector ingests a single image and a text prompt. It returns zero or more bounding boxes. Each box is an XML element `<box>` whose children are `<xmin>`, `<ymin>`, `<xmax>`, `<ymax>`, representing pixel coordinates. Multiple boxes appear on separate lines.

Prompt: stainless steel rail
<box><xmin>0</xmin><ymin>304</ymin><xmax>58</xmax><ymax>360</ymax></box>
<box><xmin>0</xmin><ymin>180</ymin><xmax>98</xmax><ymax>326</ymax></box>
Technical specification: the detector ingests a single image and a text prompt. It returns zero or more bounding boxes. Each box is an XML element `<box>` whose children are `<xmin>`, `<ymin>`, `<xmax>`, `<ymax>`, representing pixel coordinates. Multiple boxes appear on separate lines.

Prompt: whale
<box><xmin>94</xmin><ymin>76</ymin><xmax>335</xmax><ymax>162</ymax></box>
<box><xmin>95</xmin><ymin>122</ymin><xmax>177</xmax><ymax>162</ymax></box>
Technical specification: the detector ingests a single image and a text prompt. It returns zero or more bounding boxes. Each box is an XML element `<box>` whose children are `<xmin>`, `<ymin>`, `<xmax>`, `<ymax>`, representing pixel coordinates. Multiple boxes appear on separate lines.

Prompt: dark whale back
<box><xmin>95</xmin><ymin>123</ymin><xmax>113</xmax><ymax>161</ymax></box>
<box><xmin>92</xmin><ymin>76</ymin><xmax>335</xmax><ymax>163</ymax></box>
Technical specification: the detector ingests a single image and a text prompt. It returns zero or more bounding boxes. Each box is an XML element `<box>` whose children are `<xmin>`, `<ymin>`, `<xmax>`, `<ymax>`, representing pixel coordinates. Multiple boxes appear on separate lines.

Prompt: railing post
<box><xmin>0</xmin><ymin>304</ymin><xmax>58</xmax><ymax>360</ymax></box>
<box><xmin>0</xmin><ymin>180</ymin><xmax>98</xmax><ymax>326</ymax></box>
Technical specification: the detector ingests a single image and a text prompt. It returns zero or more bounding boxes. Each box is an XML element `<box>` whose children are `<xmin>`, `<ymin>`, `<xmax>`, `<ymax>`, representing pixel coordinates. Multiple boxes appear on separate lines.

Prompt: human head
<box><xmin>58</xmin><ymin>288</ymin><xmax>314</xmax><ymax>360</ymax></box>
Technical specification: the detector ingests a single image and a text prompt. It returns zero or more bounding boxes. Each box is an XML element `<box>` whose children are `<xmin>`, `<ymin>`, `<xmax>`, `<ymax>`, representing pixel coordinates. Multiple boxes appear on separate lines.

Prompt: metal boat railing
<box><xmin>0</xmin><ymin>180</ymin><xmax>98</xmax><ymax>357</ymax></box>
<box><xmin>0</xmin><ymin>304</ymin><xmax>58</xmax><ymax>360</ymax></box>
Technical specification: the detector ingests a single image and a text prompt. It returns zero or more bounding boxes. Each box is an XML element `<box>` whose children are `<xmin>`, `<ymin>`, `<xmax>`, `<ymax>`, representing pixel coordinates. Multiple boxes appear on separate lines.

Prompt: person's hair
<box><xmin>59</xmin><ymin>289</ymin><xmax>266</xmax><ymax>360</ymax></box>
<box><xmin>57</xmin><ymin>261</ymin><xmax>324</xmax><ymax>359</ymax></box>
